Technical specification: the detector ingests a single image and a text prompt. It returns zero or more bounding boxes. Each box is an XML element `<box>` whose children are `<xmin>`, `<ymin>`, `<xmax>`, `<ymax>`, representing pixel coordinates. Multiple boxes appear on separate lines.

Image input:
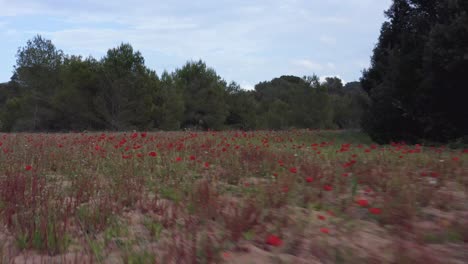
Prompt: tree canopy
<box><xmin>361</xmin><ymin>0</ymin><xmax>468</xmax><ymax>143</ymax></box>
<box><xmin>0</xmin><ymin>35</ymin><xmax>366</xmax><ymax>132</ymax></box>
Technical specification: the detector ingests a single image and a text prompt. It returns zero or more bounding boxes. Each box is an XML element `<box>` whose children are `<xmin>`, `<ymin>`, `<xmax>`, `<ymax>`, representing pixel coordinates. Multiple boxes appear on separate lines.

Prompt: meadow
<box><xmin>0</xmin><ymin>130</ymin><xmax>466</xmax><ymax>263</ymax></box>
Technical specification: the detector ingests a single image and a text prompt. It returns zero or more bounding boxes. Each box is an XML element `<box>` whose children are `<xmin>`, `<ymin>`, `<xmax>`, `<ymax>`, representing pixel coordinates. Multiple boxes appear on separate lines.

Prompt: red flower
<box><xmin>175</xmin><ymin>157</ymin><xmax>182</xmax><ymax>162</ymax></box>
<box><xmin>369</xmin><ymin>208</ymin><xmax>382</xmax><ymax>215</ymax></box>
<box><xmin>318</xmin><ymin>215</ymin><xmax>326</xmax><ymax>220</ymax></box>
<box><xmin>320</xmin><ymin>228</ymin><xmax>329</xmax><ymax>234</ymax></box>
<box><xmin>289</xmin><ymin>167</ymin><xmax>297</xmax><ymax>173</ymax></box>
<box><xmin>204</xmin><ymin>162</ymin><xmax>210</xmax><ymax>168</ymax></box>
<box><xmin>323</xmin><ymin>185</ymin><xmax>333</xmax><ymax>191</ymax></box>
<box><xmin>452</xmin><ymin>157</ymin><xmax>460</xmax><ymax>162</ymax></box>
<box><xmin>305</xmin><ymin>176</ymin><xmax>314</xmax><ymax>183</ymax></box>
<box><xmin>189</xmin><ymin>155</ymin><xmax>196</xmax><ymax>160</ymax></box>
<box><xmin>148</xmin><ymin>151</ymin><xmax>157</xmax><ymax>157</ymax></box>
<box><xmin>266</xmin><ymin>235</ymin><xmax>283</xmax><ymax>246</ymax></box>
<box><xmin>356</xmin><ymin>199</ymin><xmax>369</xmax><ymax>207</ymax></box>
<box><xmin>222</xmin><ymin>252</ymin><xmax>231</xmax><ymax>259</ymax></box>
<box><xmin>25</xmin><ymin>165</ymin><xmax>32</xmax><ymax>171</ymax></box>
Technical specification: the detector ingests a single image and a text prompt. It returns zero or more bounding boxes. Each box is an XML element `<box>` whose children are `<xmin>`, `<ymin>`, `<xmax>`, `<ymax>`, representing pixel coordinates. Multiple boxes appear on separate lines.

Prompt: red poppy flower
<box><xmin>320</xmin><ymin>228</ymin><xmax>329</xmax><ymax>234</ymax></box>
<box><xmin>189</xmin><ymin>155</ymin><xmax>196</xmax><ymax>160</ymax></box>
<box><xmin>25</xmin><ymin>165</ymin><xmax>32</xmax><ymax>171</ymax></box>
<box><xmin>148</xmin><ymin>151</ymin><xmax>157</xmax><ymax>157</ymax></box>
<box><xmin>369</xmin><ymin>208</ymin><xmax>382</xmax><ymax>215</ymax></box>
<box><xmin>323</xmin><ymin>185</ymin><xmax>333</xmax><ymax>191</ymax></box>
<box><xmin>222</xmin><ymin>252</ymin><xmax>230</xmax><ymax>259</ymax></box>
<box><xmin>176</xmin><ymin>157</ymin><xmax>182</xmax><ymax>162</ymax></box>
<box><xmin>266</xmin><ymin>235</ymin><xmax>283</xmax><ymax>246</ymax></box>
<box><xmin>356</xmin><ymin>199</ymin><xmax>369</xmax><ymax>207</ymax></box>
<box><xmin>318</xmin><ymin>215</ymin><xmax>326</xmax><ymax>220</ymax></box>
<box><xmin>306</xmin><ymin>176</ymin><xmax>314</xmax><ymax>183</ymax></box>
<box><xmin>289</xmin><ymin>167</ymin><xmax>297</xmax><ymax>173</ymax></box>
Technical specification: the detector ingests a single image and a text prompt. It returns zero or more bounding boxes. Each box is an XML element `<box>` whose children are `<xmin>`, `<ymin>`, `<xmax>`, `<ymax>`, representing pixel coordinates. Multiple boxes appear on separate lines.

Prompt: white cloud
<box><xmin>292</xmin><ymin>59</ymin><xmax>324</xmax><ymax>71</ymax></box>
<box><xmin>326</xmin><ymin>62</ymin><xmax>336</xmax><ymax>69</ymax></box>
<box><xmin>319</xmin><ymin>35</ymin><xmax>337</xmax><ymax>45</ymax></box>
<box><xmin>0</xmin><ymin>0</ymin><xmax>393</xmax><ymax>83</ymax></box>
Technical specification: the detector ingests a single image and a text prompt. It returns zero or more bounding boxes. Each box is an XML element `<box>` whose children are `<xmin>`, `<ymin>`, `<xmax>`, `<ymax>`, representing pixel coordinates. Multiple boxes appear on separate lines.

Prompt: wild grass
<box><xmin>0</xmin><ymin>130</ymin><xmax>466</xmax><ymax>263</ymax></box>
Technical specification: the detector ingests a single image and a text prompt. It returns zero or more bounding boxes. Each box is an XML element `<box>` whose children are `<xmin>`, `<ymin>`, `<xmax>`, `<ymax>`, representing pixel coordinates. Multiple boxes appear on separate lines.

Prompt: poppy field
<box><xmin>0</xmin><ymin>130</ymin><xmax>467</xmax><ymax>263</ymax></box>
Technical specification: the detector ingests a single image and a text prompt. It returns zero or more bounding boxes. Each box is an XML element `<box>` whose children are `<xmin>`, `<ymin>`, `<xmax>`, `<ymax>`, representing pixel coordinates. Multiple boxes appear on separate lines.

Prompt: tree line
<box><xmin>0</xmin><ymin>36</ymin><xmax>367</xmax><ymax>132</ymax></box>
<box><xmin>1</xmin><ymin>0</ymin><xmax>465</xmax><ymax>144</ymax></box>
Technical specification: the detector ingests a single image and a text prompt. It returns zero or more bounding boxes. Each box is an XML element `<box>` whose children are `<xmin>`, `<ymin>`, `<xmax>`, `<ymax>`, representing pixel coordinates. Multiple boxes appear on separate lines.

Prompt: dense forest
<box><xmin>0</xmin><ymin>0</ymin><xmax>467</xmax><ymax>144</ymax></box>
<box><xmin>361</xmin><ymin>0</ymin><xmax>468</xmax><ymax>144</ymax></box>
<box><xmin>0</xmin><ymin>36</ymin><xmax>367</xmax><ymax>132</ymax></box>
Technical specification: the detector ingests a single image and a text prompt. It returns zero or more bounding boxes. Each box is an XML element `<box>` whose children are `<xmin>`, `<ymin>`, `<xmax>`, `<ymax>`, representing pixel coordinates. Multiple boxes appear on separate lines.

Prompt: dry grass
<box><xmin>0</xmin><ymin>130</ymin><xmax>467</xmax><ymax>263</ymax></box>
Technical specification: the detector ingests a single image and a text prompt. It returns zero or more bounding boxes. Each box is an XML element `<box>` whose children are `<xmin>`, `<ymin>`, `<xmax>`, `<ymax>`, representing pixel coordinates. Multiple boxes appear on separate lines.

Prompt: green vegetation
<box><xmin>361</xmin><ymin>0</ymin><xmax>468</xmax><ymax>144</ymax></box>
<box><xmin>0</xmin><ymin>36</ymin><xmax>366</xmax><ymax>132</ymax></box>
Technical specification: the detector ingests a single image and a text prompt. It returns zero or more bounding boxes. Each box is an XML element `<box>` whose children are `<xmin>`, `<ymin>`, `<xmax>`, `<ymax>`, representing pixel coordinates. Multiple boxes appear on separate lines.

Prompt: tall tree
<box><xmin>95</xmin><ymin>43</ymin><xmax>158</xmax><ymax>130</ymax></box>
<box><xmin>361</xmin><ymin>0</ymin><xmax>468</xmax><ymax>143</ymax></box>
<box><xmin>13</xmin><ymin>35</ymin><xmax>64</xmax><ymax>131</ymax></box>
<box><xmin>172</xmin><ymin>60</ymin><xmax>228</xmax><ymax>130</ymax></box>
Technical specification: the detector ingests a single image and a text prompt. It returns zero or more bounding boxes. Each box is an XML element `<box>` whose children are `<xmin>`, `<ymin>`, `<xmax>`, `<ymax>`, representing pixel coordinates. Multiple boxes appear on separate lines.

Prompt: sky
<box><xmin>0</xmin><ymin>0</ymin><xmax>392</xmax><ymax>89</ymax></box>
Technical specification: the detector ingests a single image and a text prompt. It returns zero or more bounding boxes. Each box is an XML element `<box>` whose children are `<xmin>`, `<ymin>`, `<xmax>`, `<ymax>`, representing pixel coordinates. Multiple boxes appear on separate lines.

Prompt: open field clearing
<box><xmin>0</xmin><ymin>130</ymin><xmax>467</xmax><ymax>263</ymax></box>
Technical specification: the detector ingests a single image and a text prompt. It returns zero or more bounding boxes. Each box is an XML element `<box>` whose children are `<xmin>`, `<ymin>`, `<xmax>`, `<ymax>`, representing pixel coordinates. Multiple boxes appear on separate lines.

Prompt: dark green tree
<box><xmin>172</xmin><ymin>60</ymin><xmax>228</xmax><ymax>130</ymax></box>
<box><xmin>52</xmin><ymin>55</ymin><xmax>103</xmax><ymax>130</ymax></box>
<box><xmin>12</xmin><ymin>35</ymin><xmax>64</xmax><ymax>131</ymax></box>
<box><xmin>361</xmin><ymin>0</ymin><xmax>468</xmax><ymax>143</ymax></box>
<box><xmin>225</xmin><ymin>82</ymin><xmax>258</xmax><ymax>129</ymax></box>
<box><xmin>152</xmin><ymin>71</ymin><xmax>185</xmax><ymax>130</ymax></box>
<box><xmin>95</xmin><ymin>43</ymin><xmax>159</xmax><ymax>130</ymax></box>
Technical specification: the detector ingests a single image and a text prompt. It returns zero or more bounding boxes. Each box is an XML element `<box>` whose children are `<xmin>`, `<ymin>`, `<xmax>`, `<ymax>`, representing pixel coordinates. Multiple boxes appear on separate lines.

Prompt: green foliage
<box><xmin>172</xmin><ymin>60</ymin><xmax>229</xmax><ymax>130</ymax></box>
<box><xmin>144</xmin><ymin>218</ymin><xmax>164</xmax><ymax>240</ymax></box>
<box><xmin>0</xmin><ymin>35</ymin><xmax>368</xmax><ymax>132</ymax></box>
<box><xmin>361</xmin><ymin>0</ymin><xmax>468</xmax><ymax>143</ymax></box>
